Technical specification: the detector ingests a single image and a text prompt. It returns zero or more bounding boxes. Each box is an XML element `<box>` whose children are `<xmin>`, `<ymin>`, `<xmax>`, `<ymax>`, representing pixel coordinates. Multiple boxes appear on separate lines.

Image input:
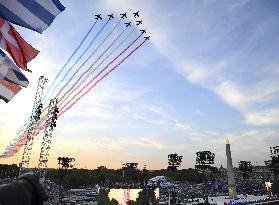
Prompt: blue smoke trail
<box><xmin>45</xmin><ymin>19</ymin><xmax>110</xmax><ymax>102</ymax></box>
<box><xmin>43</xmin><ymin>20</ymin><xmax>98</xmax><ymax>101</ymax></box>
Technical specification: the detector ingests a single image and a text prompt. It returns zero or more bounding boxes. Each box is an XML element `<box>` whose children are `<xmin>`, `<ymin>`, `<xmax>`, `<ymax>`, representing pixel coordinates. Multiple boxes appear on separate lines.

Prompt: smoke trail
<box><xmin>0</xmin><ymin>39</ymin><xmax>146</xmax><ymax>158</ymax></box>
<box><xmin>59</xmin><ymin>34</ymin><xmax>143</xmax><ymax>113</ymax></box>
<box><xmin>43</xmin><ymin>20</ymin><xmax>98</xmax><ymax>101</ymax></box>
<box><xmin>58</xmin><ymin>27</ymin><xmax>137</xmax><ymax>107</ymax></box>
<box><xmin>1</xmin><ymin>39</ymin><xmax>146</xmax><ymax>158</ymax></box>
<box><xmin>0</xmin><ymin>119</ymin><xmax>32</xmax><ymax>158</ymax></box>
<box><xmin>45</xmin><ymin>19</ymin><xmax>111</xmax><ymax>102</ymax></box>
<box><xmin>1</xmin><ymin>118</ymin><xmax>47</xmax><ymax>157</ymax></box>
<box><xmin>0</xmin><ymin>34</ymin><xmax>147</xmax><ymax>158</ymax></box>
<box><xmin>59</xmin><ymin>40</ymin><xmax>147</xmax><ymax>116</ymax></box>
<box><xmin>53</xmin><ymin>20</ymin><xmax>121</xmax><ymax>101</ymax></box>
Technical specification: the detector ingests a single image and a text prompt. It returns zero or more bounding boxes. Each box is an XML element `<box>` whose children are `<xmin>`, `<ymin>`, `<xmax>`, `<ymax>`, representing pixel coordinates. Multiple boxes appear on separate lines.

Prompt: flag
<box><xmin>0</xmin><ymin>17</ymin><xmax>39</xmax><ymax>72</ymax></box>
<box><xmin>0</xmin><ymin>0</ymin><xmax>65</xmax><ymax>33</ymax></box>
<box><xmin>0</xmin><ymin>49</ymin><xmax>29</xmax><ymax>87</ymax></box>
<box><xmin>0</xmin><ymin>79</ymin><xmax>21</xmax><ymax>103</ymax></box>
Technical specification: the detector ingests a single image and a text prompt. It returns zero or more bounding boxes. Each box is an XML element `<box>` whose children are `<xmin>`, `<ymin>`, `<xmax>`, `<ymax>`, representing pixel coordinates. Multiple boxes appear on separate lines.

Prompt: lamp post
<box><xmin>195</xmin><ymin>151</ymin><xmax>215</xmax><ymax>204</ymax></box>
<box><xmin>57</xmin><ymin>157</ymin><xmax>75</xmax><ymax>202</ymax></box>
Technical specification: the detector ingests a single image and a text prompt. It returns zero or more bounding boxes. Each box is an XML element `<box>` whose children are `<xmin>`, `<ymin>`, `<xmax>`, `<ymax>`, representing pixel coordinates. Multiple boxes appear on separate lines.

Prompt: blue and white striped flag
<box><xmin>0</xmin><ymin>0</ymin><xmax>65</xmax><ymax>33</ymax></box>
<box><xmin>0</xmin><ymin>49</ymin><xmax>29</xmax><ymax>87</ymax></box>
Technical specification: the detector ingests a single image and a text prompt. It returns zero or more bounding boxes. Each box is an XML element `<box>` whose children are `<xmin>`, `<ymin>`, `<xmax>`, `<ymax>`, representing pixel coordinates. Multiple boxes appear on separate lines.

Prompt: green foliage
<box><xmin>44</xmin><ymin>167</ymin><xmax>201</xmax><ymax>187</ymax></box>
<box><xmin>271</xmin><ymin>180</ymin><xmax>279</xmax><ymax>195</ymax></box>
<box><xmin>110</xmin><ymin>198</ymin><xmax>119</xmax><ymax>205</ymax></box>
<box><xmin>127</xmin><ymin>200</ymin><xmax>137</xmax><ymax>205</ymax></box>
<box><xmin>97</xmin><ymin>188</ymin><xmax>111</xmax><ymax>205</ymax></box>
<box><xmin>3</xmin><ymin>163</ymin><xmax>197</xmax><ymax>188</ymax></box>
<box><xmin>167</xmin><ymin>153</ymin><xmax>183</xmax><ymax>171</ymax></box>
<box><xmin>136</xmin><ymin>188</ymin><xmax>159</xmax><ymax>205</ymax></box>
<box><xmin>0</xmin><ymin>164</ymin><xmax>19</xmax><ymax>178</ymax></box>
<box><xmin>239</xmin><ymin>161</ymin><xmax>253</xmax><ymax>180</ymax></box>
<box><xmin>98</xmin><ymin>188</ymin><xmax>120</xmax><ymax>205</ymax></box>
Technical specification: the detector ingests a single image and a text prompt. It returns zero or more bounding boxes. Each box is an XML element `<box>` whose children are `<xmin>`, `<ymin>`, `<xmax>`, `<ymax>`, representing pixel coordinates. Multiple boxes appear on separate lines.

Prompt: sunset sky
<box><xmin>0</xmin><ymin>0</ymin><xmax>278</xmax><ymax>170</ymax></box>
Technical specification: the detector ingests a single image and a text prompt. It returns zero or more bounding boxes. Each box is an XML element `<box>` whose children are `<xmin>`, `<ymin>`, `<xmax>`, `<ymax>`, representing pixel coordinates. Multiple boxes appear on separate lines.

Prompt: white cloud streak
<box><xmin>103</xmin><ymin>0</ymin><xmax>279</xmax><ymax>126</ymax></box>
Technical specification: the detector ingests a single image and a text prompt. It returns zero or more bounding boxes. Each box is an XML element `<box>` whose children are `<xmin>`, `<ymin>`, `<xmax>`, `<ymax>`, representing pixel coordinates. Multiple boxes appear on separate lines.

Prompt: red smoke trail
<box><xmin>59</xmin><ymin>40</ymin><xmax>147</xmax><ymax>116</ymax></box>
<box><xmin>59</xmin><ymin>34</ymin><xmax>143</xmax><ymax>113</ymax></box>
<box><xmin>5</xmin><ymin>38</ymin><xmax>146</xmax><ymax>158</ymax></box>
<box><xmin>7</xmin><ymin>122</ymin><xmax>45</xmax><ymax>157</ymax></box>
<box><xmin>7</xmin><ymin>118</ymin><xmax>50</xmax><ymax>157</ymax></box>
<box><xmin>7</xmin><ymin>40</ymin><xmax>146</xmax><ymax>157</ymax></box>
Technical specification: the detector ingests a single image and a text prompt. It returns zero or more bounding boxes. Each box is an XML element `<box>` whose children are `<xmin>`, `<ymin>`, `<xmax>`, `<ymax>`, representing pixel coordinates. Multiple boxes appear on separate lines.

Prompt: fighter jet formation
<box><xmin>1</xmin><ymin>10</ymin><xmax>150</xmax><ymax>160</ymax></box>
<box><xmin>95</xmin><ymin>11</ymin><xmax>150</xmax><ymax>40</ymax></box>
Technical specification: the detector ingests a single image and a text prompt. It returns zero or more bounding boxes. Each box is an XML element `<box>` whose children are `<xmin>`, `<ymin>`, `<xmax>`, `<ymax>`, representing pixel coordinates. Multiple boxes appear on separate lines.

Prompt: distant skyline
<box><xmin>0</xmin><ymin>0</ymin><xmax>278</xmax><ymax>170</ymax></box>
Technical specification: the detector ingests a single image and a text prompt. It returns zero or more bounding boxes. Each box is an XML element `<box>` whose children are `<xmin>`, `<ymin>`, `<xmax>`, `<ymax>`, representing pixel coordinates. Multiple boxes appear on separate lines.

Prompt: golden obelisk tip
<box><xmin>226</xmin><ymin>138</ymin><xmax>230</xmax><ymax>144</ymax></box>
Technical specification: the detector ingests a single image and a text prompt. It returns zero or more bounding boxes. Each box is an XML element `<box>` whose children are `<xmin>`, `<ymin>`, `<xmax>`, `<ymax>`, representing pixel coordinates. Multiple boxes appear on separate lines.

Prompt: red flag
<box><xmin>0</xmin><ymin>17</ymin><xmax>39</xmax><ymax>72</ymax></box>
<box><xmin>0</xmin><ymin>79</ymin><xmax>21</xmax><ymax>103</ymax></box>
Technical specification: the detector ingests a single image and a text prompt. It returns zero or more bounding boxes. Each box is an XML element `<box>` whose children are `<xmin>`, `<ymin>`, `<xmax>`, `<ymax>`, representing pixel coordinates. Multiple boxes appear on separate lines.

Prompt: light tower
<box><xmin>38</xmin><ymin>98</ymin><xmax>59</xmax><ymax>183</ymax></box>
<box><xmin>19</xmin><ymin>76</ymin><xmax>48</xmax><ymax>174</ymax></box>
<box><xmin>226</xmin><ymin>138</ymin><xmax>237</xmax><ymax>198</ymax></box>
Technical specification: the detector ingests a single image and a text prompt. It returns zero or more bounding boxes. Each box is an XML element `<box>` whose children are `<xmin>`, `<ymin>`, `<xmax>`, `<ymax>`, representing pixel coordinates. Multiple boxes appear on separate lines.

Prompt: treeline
<box><xmin>45</xmin><ymin>167</ymin><xmax>202</xmax><ymax>188</ymax></box>
<box><xmin>0</xmin><ymin>164</ymin><xmax>19</xmax><ymax>178</ymax></box>
<box><xmin>0</xmin><ymin>164</ymin><xmax>202</xmax><ymax>188</ymax></box>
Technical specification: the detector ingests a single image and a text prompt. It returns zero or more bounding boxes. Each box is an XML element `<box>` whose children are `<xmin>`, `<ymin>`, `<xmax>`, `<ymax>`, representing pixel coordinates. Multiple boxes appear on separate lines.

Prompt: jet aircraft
<box><xmin>144</xmin><ymin>36</ymin><xmax>150</xmax><ymax>40</ymax></box>
<box><xmin>140</xmin><ymin>29</ymin><xmax>146</xmax><ymax>34</ymax></box>
<box><xmin>136</xmin><ymin>20</ymin><xmax>143</xmax><ymax>25</ymax></box>
<box><xmin>125</xmin><ymin>22</ymin><xmax>132</xmax><ymax>27</ymax></box>
<box><xmin>133</xmin><ymin>11</ymin><xmax>140</xmax><ymax>18</ymax></box>
<box><xmin>120</xmin><ymin>12</ymin><xmax>127</xmax><ymax>19</ymax></box>
<box><xmin>95</xmin><ymin>14</ymin><xmax>102</xmax><ymax>20</ymax></box>
<box><xmin>108</xmin><ymin>14</ymin><xmax>114</xmax><ymax>20</ymax></box>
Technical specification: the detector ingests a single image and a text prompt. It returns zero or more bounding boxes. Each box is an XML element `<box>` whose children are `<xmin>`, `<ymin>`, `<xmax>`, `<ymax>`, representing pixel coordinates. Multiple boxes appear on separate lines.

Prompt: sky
<box><xmin>0</xmin><ymin>0</ymin><xmax>279</xmax><ymax>170</ymax></box>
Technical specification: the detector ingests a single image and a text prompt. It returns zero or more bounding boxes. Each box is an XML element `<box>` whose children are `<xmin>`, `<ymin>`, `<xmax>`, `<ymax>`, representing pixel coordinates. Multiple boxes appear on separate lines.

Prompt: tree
<box><xmin>195</xmin><ymin>151</ymin><xmax>215</xmax><ymax>204</ymax></box>
<box><xmin>265</xmin><ymin>146</ymin><xmax>279</xmax><ymax>195</ymax></box>
<box><xmin>127</xmin><ymin>200</ymin><xmax>137</xmax><ymax>205</ymax></box>
<box><xmin>122</xmin><ymin>162</ymin><xmax>138</xmax><ymax>170</ymax></box>
<box><xmin>167</xmin><ymin>153</ymin><xmax>183</xmax><ymax>171</ymax></box>
<box><xmin>98</xmin><ymin>189</ymin><xmax>121</xmax><ymax>205</ymax></box>
<box><xmin>140</xmin><ymin>165</ymin><xmax>149</xmax><ymax>186</ymax></box>
<box><xmin>136</xmin><ymin>188</ymin><xmax>159</xmax><ymax>205</ymax></box>
<box><xmin>0</xmin><ymin>164</ymin><xmax>19</xmax><ymax>178</ymax></box>
<box><xmin>239</xmin><ymin>161</ymin><xmax>253</xmax><ymax>194</ymax></box>
<box><xmin>122</xmin><ymin>162</ymin><xmax>139</xmax><ymax>183</ymax></box>
<box><xmin>57</xmin><ymin>157</ymin><xmax>75</xmax><ymax>177</ymax></box>
<box><xmin>97</xmin><ymin>166</ymin><xmax>108</xmax><ymax>171</ymax></box>
<box><xmin>239</xmin><ymin>161</ymin><xmax>253</xmax><ymax>180</ymax></box>
<box><xmin>97</xmin><ymin>188</ymin><xmax>111</xmax><ymax>205</ymax></box>
<box><xmin>110</xmin><ymin>198</ymin><xmax>119</xmax><ymax>205</ymax></box>
<box><xmin>57</xmin><ymin>157</ymin><xmax>75</xmax><ymax>201</ymax></box>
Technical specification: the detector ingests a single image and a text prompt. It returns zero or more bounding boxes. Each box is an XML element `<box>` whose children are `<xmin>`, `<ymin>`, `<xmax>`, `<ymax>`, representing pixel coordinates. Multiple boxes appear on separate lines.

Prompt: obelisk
<box><xmin>226</xmin><ymin>138</ymin><xmax>237</xmax><ymax>199</ymax></box>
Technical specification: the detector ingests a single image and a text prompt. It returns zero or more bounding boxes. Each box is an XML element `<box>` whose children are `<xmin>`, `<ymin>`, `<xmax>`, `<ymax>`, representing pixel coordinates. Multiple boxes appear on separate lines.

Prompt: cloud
<box><xmin>245</xmin><ymin>108</ymin><xmax>279</xmax><ymax>126</ymax></box>
<box><xmin>101</xmin><ymin>0</ymin><xmax>279</xmax><ymax>126</ymax></box>
<box><xmin>215</xmin><ymin>81</ymin><xmax>257</xmax><ymax>109</ymax></box>
<box><xmin>58</xmin><ymin>77</ymin><xmax>192</xmax><ymax>132</ymax></box>
<box><xmin>93</xmin><ymin>136</ymin><xmax>168</xmax><ymax>150</ymax></box>
<box><xmin>2</xmin><ymin>0</ymin><xmax>278</xmax><ymax>169</ymax></box>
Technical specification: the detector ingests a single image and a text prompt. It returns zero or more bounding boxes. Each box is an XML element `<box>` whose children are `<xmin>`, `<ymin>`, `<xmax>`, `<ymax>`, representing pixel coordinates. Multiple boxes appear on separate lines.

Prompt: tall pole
<box><xmin>226</xmin><ymin>138</ymin><xmax>237</xmax><ymax>198</ymax></box>
<box><xmin>38</xmin><ymin>98</ymin><xmax>59</xmax><ymax>183</ymax></box>
<box><xmin>19</xmin><ymin>76</ymin><xmax>48</xmax><ymax>175</ymax></box>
